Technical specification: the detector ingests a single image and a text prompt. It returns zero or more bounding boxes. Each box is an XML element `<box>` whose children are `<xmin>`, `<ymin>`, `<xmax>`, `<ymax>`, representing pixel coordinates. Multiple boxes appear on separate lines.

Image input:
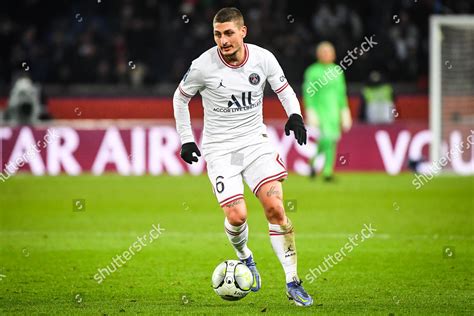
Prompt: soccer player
<box><xmin>173</xmin><ymin>7</ymin><xmax>313</xmax><ymax>307</ymax></box>
<box><xmin>303</xmin><ymin>42</ymin><xmax>352</xmax><ymax>181</ymax></box>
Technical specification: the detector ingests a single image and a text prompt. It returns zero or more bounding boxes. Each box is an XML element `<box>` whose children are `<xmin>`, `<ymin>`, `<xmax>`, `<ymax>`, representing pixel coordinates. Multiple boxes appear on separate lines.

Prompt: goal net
<box><xmin>430</xmin><ymin>15</ymin><xmax>474</xmax><ymax>174</ymax></box>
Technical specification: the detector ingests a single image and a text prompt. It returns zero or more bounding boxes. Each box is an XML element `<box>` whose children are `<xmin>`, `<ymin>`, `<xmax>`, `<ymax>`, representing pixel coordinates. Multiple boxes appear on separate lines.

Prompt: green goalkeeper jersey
<box><xmin>302</xmin><ymin>62</ymin><xmax>348</xmax><ymax>138</ymax></box>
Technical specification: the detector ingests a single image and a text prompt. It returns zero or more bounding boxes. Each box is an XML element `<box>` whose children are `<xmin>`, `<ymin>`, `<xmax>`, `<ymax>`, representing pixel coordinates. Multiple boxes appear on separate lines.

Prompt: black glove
<box><xmin>285</xmin><ymin>114</ymin><xmax>307</xmax><ymax>145</ymax></box>
<box><xmin>180</xmin><ymin>142</ymin><xmax>201</xmax><ymax>164</ymax></box>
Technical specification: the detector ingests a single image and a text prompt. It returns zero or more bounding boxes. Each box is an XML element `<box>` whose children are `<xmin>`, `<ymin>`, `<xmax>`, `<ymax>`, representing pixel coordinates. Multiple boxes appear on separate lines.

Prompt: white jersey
<box><xmin>173</xmin><ymin>43</ymin><xmax>301</xmax><ymax>156</ymax></box>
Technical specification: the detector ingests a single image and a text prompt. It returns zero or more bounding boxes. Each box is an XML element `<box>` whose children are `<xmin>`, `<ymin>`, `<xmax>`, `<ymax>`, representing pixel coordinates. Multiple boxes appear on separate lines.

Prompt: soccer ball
<box><xmin>211</xmin><ymin>260</ymin><xmax>253</xmax><ymax>301</ymax></box>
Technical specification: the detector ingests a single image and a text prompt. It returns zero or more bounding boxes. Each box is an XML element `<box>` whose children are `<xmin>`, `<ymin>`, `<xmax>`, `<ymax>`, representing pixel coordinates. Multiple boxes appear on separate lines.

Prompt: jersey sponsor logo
<box><xmin>217</xmin><ymin>79</ymin><xmax>226</xmax><ymax>89</ymax></box>
<box><xmin>228</xmin><ymin>92</ymin><xmax>254</xmax><ymax>108</ymax></box>
<box><xmin>248</xmin><ymin>73</ymin><xmax>260</xmax><ymax>85</ymax></box>
<box><xmin>213</xmin><ymin>92</ymin><xmax>262</xmax><ymax>113</ymax></box>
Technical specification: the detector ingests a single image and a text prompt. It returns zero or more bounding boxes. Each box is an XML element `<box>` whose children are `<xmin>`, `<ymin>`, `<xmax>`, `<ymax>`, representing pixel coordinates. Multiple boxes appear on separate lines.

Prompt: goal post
<box><xmin>429</xmin><ymin>15</ymin><xmax>474</xmax><ymax>172</ymax></box>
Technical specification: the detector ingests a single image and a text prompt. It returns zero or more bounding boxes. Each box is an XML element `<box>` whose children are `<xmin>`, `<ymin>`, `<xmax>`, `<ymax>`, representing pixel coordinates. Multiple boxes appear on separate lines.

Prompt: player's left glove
<box><xmin>180</xmin><ymin>142</ymin><xmax>201</xmax><ymax>164</ymax></box>
<box><xmin>285</xmin><ymin>114</ymin><xmax>307</xmax><ymax>145</ymax></box>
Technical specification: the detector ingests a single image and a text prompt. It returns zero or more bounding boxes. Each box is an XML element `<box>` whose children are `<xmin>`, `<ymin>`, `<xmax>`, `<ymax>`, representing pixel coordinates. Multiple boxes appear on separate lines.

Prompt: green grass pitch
<box><xmin>0</xmin><ymin>173</ymin><xmax>473</xmax><ymax>315</ymax></box>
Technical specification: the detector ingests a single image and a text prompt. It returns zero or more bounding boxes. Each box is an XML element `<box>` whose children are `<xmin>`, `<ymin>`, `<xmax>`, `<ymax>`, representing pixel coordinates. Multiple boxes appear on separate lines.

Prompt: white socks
<box><xmin>224</xmin><ymin>216</ymin><xmax>299</xmax><ymax>284</ymax></box>
<box><xmin>269</xmin><ymin>217</ymin><xmax>298</xmax><ymax>283</ymax></box>
<box><xmin>224</xmin><ymin>218</ymin><xmax>252</xmax><ymax>260</ymax></box>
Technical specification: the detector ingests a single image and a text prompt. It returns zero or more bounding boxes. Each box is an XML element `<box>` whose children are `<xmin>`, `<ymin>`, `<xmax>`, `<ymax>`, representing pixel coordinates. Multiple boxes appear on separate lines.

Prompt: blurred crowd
<box><xmin>0</xmin><ymin>0</ymin><xmax>472</xmax><ymax>87</ymax></box>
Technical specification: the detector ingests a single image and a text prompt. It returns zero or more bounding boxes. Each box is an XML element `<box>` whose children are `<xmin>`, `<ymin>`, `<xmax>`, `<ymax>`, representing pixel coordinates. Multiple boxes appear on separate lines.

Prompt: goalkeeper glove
<box><xmin>180</xmin><ymin>142</ymin><xmax>201</xmax><ymax>164</ymax></box>
<box><xmin>285</xmin><ymin>114</ymin><xmax>307</xmax><ymax>145</ymax></box>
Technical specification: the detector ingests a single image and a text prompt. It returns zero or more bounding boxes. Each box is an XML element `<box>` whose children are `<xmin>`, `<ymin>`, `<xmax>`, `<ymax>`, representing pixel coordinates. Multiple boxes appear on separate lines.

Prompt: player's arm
<box><xmin>173</xmin><ymin>63</ymin><xmax>203</xmax><ymax>164</ymax></box>
<box><xmin>338</xmin><ymin>72</ymin><xmax>352</xmax><ymax>132</ymax></box>
<box><xmin>302</xmin><ymin>68</ymin><xmax>315</xmax><ymax>109</ymax></box>
<box><xmin>302</xmin><ymin>67</ymin><xmax>319</xmax><ymax>127</ymax></box>
<box><xmin>266</xmin><ymin>51</ymin><xmax>307</xmax><ymax>145</ymax></box>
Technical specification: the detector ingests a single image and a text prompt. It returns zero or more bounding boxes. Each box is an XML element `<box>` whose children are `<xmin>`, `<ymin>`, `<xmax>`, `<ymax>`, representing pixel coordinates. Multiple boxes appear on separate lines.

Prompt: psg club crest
<box><xmin>248</xmin><ymin>73</ymin><xmax>260</xmax><ymax>85</ymax></box>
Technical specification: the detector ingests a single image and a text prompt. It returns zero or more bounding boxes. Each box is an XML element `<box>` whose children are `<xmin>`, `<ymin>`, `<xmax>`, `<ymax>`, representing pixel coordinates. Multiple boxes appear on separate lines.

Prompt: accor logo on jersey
<box><xmin>228</xmin><ymin>92</ymin><xmax>254</xmax><ymax>108</ymax></box>
<box><xmin>213</xmin><ymin>91</ymin><xmax>262</xmax><ymax>113</ymax></box>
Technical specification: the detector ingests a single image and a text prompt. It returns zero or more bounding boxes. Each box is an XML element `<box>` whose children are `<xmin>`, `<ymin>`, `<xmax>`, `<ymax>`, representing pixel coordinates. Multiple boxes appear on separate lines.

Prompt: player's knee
<box><xmin>223</xmin><ymin>199</ymin><xmax>247</xmax><ymax>225</ymax></box>
<box><xmin>264</xmin><ymin>202</ymin><xmax>286</xmax><ymax>224</ymax></box>
<box><xmin>226</xmin><ymin>212</ymin><xmax>246</xmax><ymax>226</ymax></box>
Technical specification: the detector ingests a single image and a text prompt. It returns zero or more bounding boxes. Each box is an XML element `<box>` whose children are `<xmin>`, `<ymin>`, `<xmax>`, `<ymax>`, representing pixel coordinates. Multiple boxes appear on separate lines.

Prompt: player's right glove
<box><xmin>285</xmin><ymin>114</ymin><xmax>307</xmax><ymax>145</ymax></box>
<box><xmin>180</xmin><ymin>142</ymin><xmax>201</xmax><ymax>164</ymax></box>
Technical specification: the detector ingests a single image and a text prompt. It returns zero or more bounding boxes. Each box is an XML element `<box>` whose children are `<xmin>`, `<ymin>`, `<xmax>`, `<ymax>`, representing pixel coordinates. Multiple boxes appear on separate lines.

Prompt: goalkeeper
<box><xmin>302</xmin><ymin>42</ymin><xmax>352</xmax><ymax>181</ymax></box>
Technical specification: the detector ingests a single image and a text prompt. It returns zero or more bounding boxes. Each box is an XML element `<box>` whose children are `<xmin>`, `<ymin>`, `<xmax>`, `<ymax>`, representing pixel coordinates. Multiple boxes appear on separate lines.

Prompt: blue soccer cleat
<box><xmin>241</xmin><ymin>255</ymin><xmax>261</xmax><ymax>292</ymax></box>
<box><xmin>286</xmin><ymin>278</ymin><xmax>313</xmax><ymax>307</ymax></box>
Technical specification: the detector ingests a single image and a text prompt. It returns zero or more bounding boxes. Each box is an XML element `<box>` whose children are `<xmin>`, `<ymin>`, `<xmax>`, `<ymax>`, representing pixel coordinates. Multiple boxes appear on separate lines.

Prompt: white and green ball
<box><xmin>211</xmin><ymin>260</ymin><xmax>253</xmax><ymax>301</ymax></box>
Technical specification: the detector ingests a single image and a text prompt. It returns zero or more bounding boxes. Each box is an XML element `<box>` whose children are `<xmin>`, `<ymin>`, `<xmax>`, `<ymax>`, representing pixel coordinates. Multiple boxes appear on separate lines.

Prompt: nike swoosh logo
<box><xmin>252</xmin><ymin>275</ymin><xmax>257</xmax><ymax>287</ymax></box>
<box><xmin>296</xmin><ymin>294</ymin><xmax>309</xmax><ymax>303</ymax></box>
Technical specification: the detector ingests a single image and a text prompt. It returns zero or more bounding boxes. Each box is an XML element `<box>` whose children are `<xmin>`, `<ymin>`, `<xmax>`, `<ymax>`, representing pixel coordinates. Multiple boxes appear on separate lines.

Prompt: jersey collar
<box><xmin>217</xmin><ymin>43</ymin><xmax>249</xmax><ymax>69</ymax></box>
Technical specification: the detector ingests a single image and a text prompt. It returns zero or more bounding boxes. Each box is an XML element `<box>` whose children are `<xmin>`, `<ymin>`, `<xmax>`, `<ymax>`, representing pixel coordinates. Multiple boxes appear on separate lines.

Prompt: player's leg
<box><xmin>221</xmin><ymin>197</ymin><xmax>261</xmax><ymax>292</ymax></box>
<box><xmin>321</xmin><ymin>122</ymin><xmax>341</xmax><ymax>181</ymax></box>
<box><xmin>256</xmin><ymin>180</ymin><xmax>313</xmax><ymax>306</ymax></box>
<box><xmin>244</xmin><ymin>147</ymin><xmax>313</xmax><ymax>306</ymax></box>
<box><xmin>245</xmin><ymin>151</ymin><xmax>292</xmax><ymax>278</ymax></box>
<box><xmin>212</xmin><ymin>175</ymin><xmax>255</xmax><ymax>267</ymax></box>
<box><xmin>221</xmin><ymin>197</ymin><xmax>251</xmax><ymax>260</ymax></box>
<box><xmin>306</xmin><ymin>108</ymin><xmax>320</xmax><ymax>175</ymax></box>
<box><xmin>256</xmin><ymin>180</ymin><xmax>296</xmax><ymax>279</ymax></box>
<box><xmin>320</xmin><ymin>137</ymin><xmax>335</xmax><ymax>179</ymax></box>
<box><xmin>207</xmin><ymin>151</ymin><xmax>261</xmax><ymax>292</ymax></box>
<box><xmin>309</xmin><ymin>137</ymin><xmax>326</xmax><ymax>178</ymax></box>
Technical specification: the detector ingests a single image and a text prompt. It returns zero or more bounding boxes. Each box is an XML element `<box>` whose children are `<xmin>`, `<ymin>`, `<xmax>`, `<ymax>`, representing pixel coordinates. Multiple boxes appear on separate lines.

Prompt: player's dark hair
<box><xmin>213</xmin><ymin>7</ymin><xmax>244</xmax><ymax>27</ymax></box>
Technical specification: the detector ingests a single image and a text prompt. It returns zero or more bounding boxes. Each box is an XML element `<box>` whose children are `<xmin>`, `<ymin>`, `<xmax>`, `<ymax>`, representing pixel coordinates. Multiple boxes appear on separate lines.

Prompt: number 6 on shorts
<box><xmin>215</xmin><ymin>176</ymin><xmax>225</xmax><ymax>193</ymax></box>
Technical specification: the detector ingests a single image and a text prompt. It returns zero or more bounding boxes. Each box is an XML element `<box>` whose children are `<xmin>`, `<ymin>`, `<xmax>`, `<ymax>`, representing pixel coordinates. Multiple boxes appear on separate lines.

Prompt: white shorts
<box><xmin>205</xmin><ymin>140</ymin><xmax>288</xmax><ymax>207</ymax></box>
